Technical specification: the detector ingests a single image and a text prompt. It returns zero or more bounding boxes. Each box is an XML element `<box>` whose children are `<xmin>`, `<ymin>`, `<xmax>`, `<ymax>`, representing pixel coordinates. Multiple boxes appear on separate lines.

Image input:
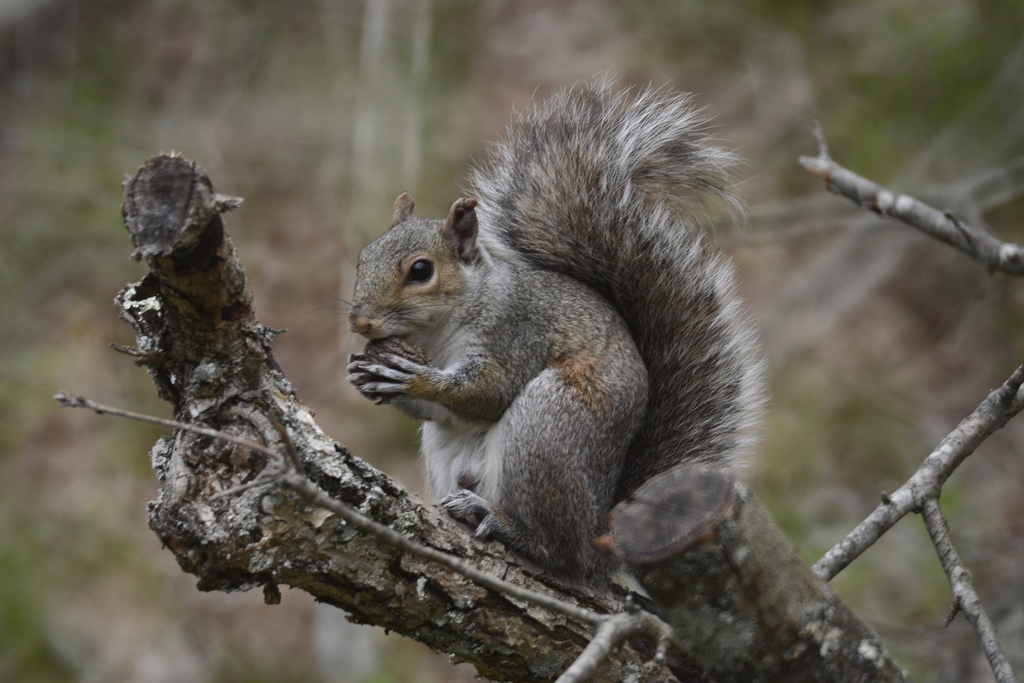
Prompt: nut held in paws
<box><xmin>364</xmin><ymin>337</ymin><xmax>432</xmax><ymax>367</ymax></box>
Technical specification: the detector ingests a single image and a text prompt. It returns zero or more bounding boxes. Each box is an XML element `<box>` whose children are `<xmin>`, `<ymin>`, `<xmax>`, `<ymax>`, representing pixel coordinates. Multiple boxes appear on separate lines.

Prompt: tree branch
<box><xmin>920</xmin><ymin>498</ymin><xmax>1017</xmax><ymax>683</ymax></box>
<box><xmin>800</xmin><ymin>129</ymin><xmax>1024</xmax><ymax>683</ymax></box>
<box><xmin>799</xmin><ymin>123</ymin><xmax>1024</xmax><ymax>275</ymax></box>
<box><xmin>610</xmin><ymin>466</ymin><xmax>911</xmax><ymax>683</ymax></box>
<box><xmin>813</xmin><ymin>365</ymin><xmax>1024</xmax><ymax>581</ymax></box>
<box><xmin>554</xmin><ymin>610</ymin><xmax>671</xmax><ymax>683</ymax></box>
<box><xmin>52</xmin><ymin>392</ymin><xmax>606</xmax><ymax>626</ymax></box>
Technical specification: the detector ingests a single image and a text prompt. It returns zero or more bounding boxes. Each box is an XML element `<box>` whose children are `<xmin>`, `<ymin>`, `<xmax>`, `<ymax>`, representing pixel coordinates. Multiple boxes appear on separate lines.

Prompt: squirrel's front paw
<box><xmin>346</xmin><ymin>353</ymin><xmax>385</xmax><ymax>403</ymax></box>
<box><xmin>347</xmin><ymin>352</ymin><xmax>428</xmax><ymax>402</ymax></box>
<box><xmin>439</xmin><ymin>489</ymin><xmax>498</xmax><ymax>541</ymax></box>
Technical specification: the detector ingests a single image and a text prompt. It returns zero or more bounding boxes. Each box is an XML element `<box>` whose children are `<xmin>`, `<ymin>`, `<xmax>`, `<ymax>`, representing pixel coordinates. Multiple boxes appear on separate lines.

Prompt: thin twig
<box><xmin>813</xmin><ymin>365</ymin><xmax>1024</xmax><ymax>581</ymax></box>
<box><xmin>558</xmin><ymin>605</ymin><xmax>675</xmax><ymax>683</ymax></box>
<box><xmin>799</xmin><ymin>134</ymin><xmax>1024</xmax><ymax>275</ymax></box>
<box><xmin>54</xmin><ymin>392</ymin><xmax>281</xmax><ymax>457</ymax></box>
<box><xmin>920</xmin><ymin>498</ymin><xmax>1018</xmax><ymax>683</ymax></box>
<box><xmin>555</xmin><ymin>611</ymin><xmax>658</xmax><ymax>683</ymax></box>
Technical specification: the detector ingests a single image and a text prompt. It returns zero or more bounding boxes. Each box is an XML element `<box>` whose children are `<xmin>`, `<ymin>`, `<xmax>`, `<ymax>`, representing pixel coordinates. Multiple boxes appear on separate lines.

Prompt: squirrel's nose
<box><xmin>348</xmin><ymin>313</ymin><xmax>371</xmax><ymax>336</ymax></box>
<box><xmin>348</xmin><ymin>304</ymin><xmax>379</xmax><ymax>336</ymax></box>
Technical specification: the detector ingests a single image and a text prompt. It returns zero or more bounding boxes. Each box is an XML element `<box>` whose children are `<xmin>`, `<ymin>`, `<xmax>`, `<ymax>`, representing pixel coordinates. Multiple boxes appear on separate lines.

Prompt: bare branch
<box><xmin>54</xmin><ymin>392</ymin><xmax>606</xmax><ymax>625</ymax></box>
<box><xmin>814</xmin><ymin>365</ymin><xmax>1024</xmax><ymax>581</ymax></box>
<box><xmin>798</xmin><ymin>124</ymin><xmax>1024</xmax><ymax>683</ymax></box>
<box><xmin>278</xmin><ymin>462</ymin><xmax>605</xmax><ymax>627</ymax></box>
<box><xmin>612</xmin><ymin>466</ymin><xmax>911</xmax><ymax>683</ymax></box>
<box><xmin>54</xmin><ymin>391</ymin><xmax>709</xmax><ymax>682</ymax></box>
<box><xmin>555</xmin><ymin>611</ymin><xmax>670</xmax><ymax>683</ymax></box>
<box><xmin>54</xmin><ymin>392</ymin><xmax>284</xmax><ymax>460</ymax></box>
<box><xmin>799</xmin><ymin>132</ymin><xmax>1024</xmax><ymax>275</ymax></box>
<box><xmin>920</xmin><ymin>498</ymin><xmax>1018</xmax><ymax>683</ymax></box>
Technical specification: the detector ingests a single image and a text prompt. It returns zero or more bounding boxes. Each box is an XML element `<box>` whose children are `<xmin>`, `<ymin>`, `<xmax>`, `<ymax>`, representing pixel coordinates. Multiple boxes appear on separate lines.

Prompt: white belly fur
<box><xmin>422</xmin><ymin>414</ymin><xmax>510</xmax><ymax>503</ymax></box>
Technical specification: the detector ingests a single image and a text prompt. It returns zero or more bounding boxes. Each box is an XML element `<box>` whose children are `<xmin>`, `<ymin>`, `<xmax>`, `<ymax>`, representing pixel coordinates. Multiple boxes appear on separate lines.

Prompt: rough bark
<box><xmin>610</xmin><ymin>466</ymin><xmax>911</xmax><ymax>683</ymax></box>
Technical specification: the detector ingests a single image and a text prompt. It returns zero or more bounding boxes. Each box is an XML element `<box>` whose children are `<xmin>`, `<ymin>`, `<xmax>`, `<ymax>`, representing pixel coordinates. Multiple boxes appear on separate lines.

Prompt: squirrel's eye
<box><xmin>406</xmin><ymin>259</ymin><xmax>434</xmax><ymax>284</ymax></box>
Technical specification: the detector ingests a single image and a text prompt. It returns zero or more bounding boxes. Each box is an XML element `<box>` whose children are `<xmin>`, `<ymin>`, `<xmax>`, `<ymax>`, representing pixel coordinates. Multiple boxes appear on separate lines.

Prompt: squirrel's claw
<box><xmin>380</xmin><ymin>353</ymin><xmax>429</xmax><ymax>374</ymax></box>
<box><xmin>439</xmin><ymin>489</ymin><xmax>493</xmax><ymax>530</ymax></box>
<box><xmin>354</xmin><ymin>382</ymin><xmax>408</xmax><ymax>395</ymax></box>
<box><xmin>348</xmin><ymin>353</ymin><xmax>430</xmax><ymax>400</ymax></box>
<box><xmin>358</xmin><ymin>362</ymin><xmax>416</xmax><ymax>383</ymax></box>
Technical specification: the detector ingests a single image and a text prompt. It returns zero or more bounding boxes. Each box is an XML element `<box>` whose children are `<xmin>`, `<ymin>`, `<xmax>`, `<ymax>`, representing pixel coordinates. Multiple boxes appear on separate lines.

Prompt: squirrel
<box><xmin>346</xmin><ymin>83</ymin><xmax>766</xmax><ymax>580</ymax></box>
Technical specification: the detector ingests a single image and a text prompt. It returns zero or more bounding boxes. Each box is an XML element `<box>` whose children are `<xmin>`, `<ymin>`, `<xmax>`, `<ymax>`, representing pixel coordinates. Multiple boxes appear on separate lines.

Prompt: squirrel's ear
<box><xmin>392</xmin><ymin>192</ymin><xmax>416</xmax><ymax>226</ymax></box>
<box><xmin>442</xmin><ymin>197</ymin><xmax>479</xmax><ymax>262</ymax></box>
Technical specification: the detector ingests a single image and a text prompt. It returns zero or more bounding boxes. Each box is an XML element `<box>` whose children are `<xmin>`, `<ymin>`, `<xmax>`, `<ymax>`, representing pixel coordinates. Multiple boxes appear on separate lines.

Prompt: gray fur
<box><xmin>469</xmin><ymin>83</ymin><xmax>767</xmax><ymax>496</ymax></box>
<box><xmin>348</xmin><ymin>82</ymin><xmax>766</xmax><ymax>580</ymax></box>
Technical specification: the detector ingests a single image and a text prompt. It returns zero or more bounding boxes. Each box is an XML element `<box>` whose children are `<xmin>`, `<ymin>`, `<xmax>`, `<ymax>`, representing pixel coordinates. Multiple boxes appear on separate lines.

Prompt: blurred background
<box><xmin>2</xmin><ymin>0</ymin><xmax>1023</xmax><ymax>681</ymax></box>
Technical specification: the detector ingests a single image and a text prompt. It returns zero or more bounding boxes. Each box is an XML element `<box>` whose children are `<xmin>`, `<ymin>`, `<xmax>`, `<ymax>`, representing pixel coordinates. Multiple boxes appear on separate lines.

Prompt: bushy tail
<box><xmin>470</xmin><ymin>83</ymin><xmax>766</xmax><ymax>496</ymax></box>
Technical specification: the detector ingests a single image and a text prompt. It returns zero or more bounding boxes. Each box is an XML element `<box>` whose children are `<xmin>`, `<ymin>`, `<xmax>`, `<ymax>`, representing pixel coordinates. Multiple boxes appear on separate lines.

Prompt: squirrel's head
<box><xmin>348</xmin><ymin>193</ymin><xmax>482</xmax><ymax>341</ymax></box>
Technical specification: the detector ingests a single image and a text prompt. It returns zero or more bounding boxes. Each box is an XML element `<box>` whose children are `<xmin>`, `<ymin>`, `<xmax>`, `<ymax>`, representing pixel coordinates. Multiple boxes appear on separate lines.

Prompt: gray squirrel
<box><xmin>347</xmin><ymin>83</ymin><xmax>766</xmax><ymax>580</ymax></box>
